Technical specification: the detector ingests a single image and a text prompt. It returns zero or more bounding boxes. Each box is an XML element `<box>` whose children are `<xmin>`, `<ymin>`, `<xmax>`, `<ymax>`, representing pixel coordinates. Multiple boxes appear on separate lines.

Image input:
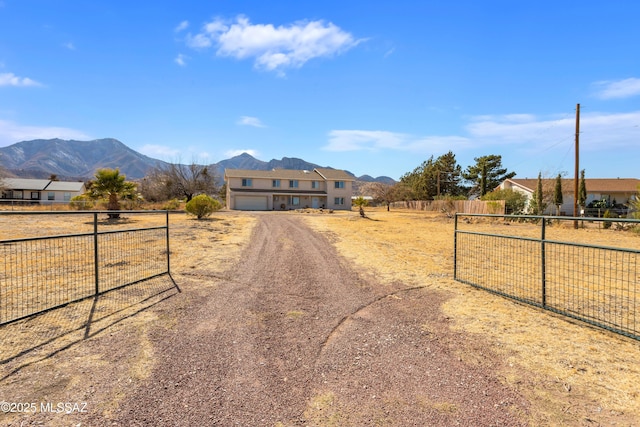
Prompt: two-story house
<box><xmin>224</xmin><ymin>168</ymin><xmax>354</xmax><ymax>211</ymax></box>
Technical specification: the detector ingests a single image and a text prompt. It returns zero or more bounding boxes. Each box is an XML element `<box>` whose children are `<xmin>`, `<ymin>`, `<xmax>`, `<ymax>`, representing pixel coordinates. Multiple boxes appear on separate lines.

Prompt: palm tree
<box><xmin>88</xmin><ymin>168</ymin><xmax>137</xmax><ymax>218</ymax></box>
<box><xmin>353</xmin><ymin>196</ymin><xmax>369</xmax><ymax>218</ymax></box>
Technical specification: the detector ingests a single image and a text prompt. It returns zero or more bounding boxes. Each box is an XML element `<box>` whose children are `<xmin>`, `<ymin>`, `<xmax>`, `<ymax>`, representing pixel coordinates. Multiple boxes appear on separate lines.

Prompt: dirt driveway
<box><xmin>102</xmin><ymin>213</ymin><xmax>528</xmax><ymax>426</ymax></box>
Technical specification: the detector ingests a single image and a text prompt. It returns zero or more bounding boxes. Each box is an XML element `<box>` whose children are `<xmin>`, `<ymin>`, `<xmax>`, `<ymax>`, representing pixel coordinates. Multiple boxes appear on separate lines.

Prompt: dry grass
<box><xmin>303</xmin><ymin>207</ymin><xmax>640</xmax><ymax>426</ymax></box>
<box><xmin>2</xmin><ymin>208</ymin><xmax>640</xmax><ymax>425</ymax></box>
<box><xmin>0</xmin><ymin>211</ymin><xmax>256</xmax><ymax>426</ymax></box>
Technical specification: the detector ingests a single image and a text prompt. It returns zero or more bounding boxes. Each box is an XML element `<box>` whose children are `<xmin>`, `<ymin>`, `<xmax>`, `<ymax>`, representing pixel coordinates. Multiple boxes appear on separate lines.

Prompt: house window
<box><xmin>290</xmin><ymin>196</ymin><xmax>300</xmax><ymax>206</ymax></box>
<box><xmin>31</xmin><ymin>192</ymin><xmax>39</xmax><ymax>200</ymax></box>
<box><xmin>335</xmin><ymin>181</ymin><xmax>345</xmax><ymax>189</ymax></box>
<box><xmin>64</xmin><ymin>192</ymin><xmax>71</xmax><ymax>201</ymax></box>
<box><xmin>311</xmin><ymin>181</ymin><xmax>319</xmax><ymax>189</ymax></box>
<box><xmin>13</xmin><ymin>191</ymin><xmax>23</xmax><ymax>199</ymax></box>
<box><xmin>272</xmin><ymin>179</ymin><xmax>281</xmax><ymax>188</ymax></box>
<box><xmin>48</xmin><ymin>192</ymin><xmax>55</xmax><ymax>201</ymax></box>
<box><xmin>335</xmin><ymin>197</ymin><xmax>345</xmax><ymax>205</ymax></box>
<box><xmin>289</xmin><ymin>180</ymin><xmax>299</xmax><ymax>188</ymax></box>
<box><xmin>242</xmin><ymin>178</ymin><xmax>252</xmax><ymax>187</ymax></box>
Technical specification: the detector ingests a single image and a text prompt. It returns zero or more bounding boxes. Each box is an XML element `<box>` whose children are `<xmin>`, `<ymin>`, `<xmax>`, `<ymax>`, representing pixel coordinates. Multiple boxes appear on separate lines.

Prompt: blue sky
<box><xmin>1</xmin><ymin>1</ymin><xmax>639</xmax><ymax>180</ymax></box>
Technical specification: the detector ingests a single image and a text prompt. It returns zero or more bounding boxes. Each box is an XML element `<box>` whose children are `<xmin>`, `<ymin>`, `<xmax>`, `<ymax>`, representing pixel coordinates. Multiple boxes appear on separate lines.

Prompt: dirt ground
<box><xmin>1</xmin><ymin>208</ymin><xmax>639</xmax><ymax>426</ymax></box>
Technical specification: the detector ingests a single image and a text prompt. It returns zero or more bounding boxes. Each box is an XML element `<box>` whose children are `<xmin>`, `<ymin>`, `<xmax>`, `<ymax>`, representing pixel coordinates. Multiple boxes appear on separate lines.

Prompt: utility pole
<box><xmin>573</xmin><ymin>103</ymin><xmax>580</xmax><ymax>229</ymax></box>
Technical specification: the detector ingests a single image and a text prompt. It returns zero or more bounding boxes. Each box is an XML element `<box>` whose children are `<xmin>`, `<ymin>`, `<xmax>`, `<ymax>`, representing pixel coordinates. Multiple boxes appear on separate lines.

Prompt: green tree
<box><xmin>86</xmin><ymin>168</ymin><xmax>137</xmax><ymax>218</ymax></box>
<box><xmin>400</xmin><ymin>151</ymin><xmax>464</xmax><ymax>200</ymax></box>
<box><xmin>185</xmin><ymin>194</ymin><xmax>221</xmax><ymax>219</ymax></box>
<box><xmin>529</xmin><ymin>172</ymin><xmax>546</xmax><ymax>215</ymax></box>
<box><xmin>463</xmin><ymin>154</ymin><xmax>516</xmax><ymax>197</ymax></box>
<box><xmin>578</xmin><ymin>169</ymin><xmax>587</xmax><ymax>211</ymax></box>
<box><xmin>482</xmin><ymin>189</ymin><xmax>528</xmax><ymax>215</ymax></box>
<box><xmin>553</xmin><ymin>174</ymin><xmax>563</xmax><ymax>216</ymax></box>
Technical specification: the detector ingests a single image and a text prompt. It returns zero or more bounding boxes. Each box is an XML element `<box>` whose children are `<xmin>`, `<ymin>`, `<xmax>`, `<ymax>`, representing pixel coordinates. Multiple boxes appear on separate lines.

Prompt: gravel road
<box><xmin>110</xmin><ymin>213</ymin><xmax>529</xmax><ymax>426</ymax></box>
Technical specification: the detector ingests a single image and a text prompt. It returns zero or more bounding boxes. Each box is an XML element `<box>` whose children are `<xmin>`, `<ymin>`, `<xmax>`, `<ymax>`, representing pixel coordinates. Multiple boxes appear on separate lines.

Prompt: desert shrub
<box><xmin>482</xmin><ymin>188</ymin><xmax>527</xmax><ymax>214</ymax></box>
<box><xmin>603</xmin><ymin>209</ymin><xmax>612</xmax><ymax>229</ymax></box>
<box><xmin>162</xmin><ymin>198</ymin><xmax>182</xmax><ymax>210</ymax></box>
<box><xmin>185</xmin><ymin>194</ymin><xmax>221</xmax><ymax>219</ymax></box>
<box><xmin>69</xmin><ymin>194</ymin><xmax>95</xmax><ymax>210</ymax></box>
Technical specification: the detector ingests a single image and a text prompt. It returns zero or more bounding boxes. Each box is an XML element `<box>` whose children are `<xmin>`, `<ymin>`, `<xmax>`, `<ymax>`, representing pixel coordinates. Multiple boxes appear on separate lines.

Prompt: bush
<box><xmin>162</xmin><ymin>198</ymin><xmax>181</xmax><ymax>210</ymax></box>
<box><xmin>69</xmin><ymin>194</ymin><xmax>95</xmax><ymax>210</ymax></box>
<box><xmin>603</xmin><ymin>209</ymin><xmax>612</xmax><ymax>229</ymax></box>
<box><xmin>185</xmin><ymin>194</ymin><xmax>221</xmax><ymax>219</ymax></box>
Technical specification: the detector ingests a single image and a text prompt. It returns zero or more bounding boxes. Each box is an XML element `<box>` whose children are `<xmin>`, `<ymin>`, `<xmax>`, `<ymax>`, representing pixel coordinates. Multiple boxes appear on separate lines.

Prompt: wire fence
<box><xmin>0</xmin><ymin>211</ymin><xmax>170</xmax><ymax>325</ymax></box>
<box><xmin>454</xmin><ymin>214</ymin><xmax>640</xmax><ymax>340</ymax></box>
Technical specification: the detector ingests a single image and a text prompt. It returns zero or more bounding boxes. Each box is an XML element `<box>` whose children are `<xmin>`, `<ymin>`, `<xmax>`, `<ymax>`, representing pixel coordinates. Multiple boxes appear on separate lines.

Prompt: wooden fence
<box><xmin>390</xmin><ymin>199</ymin><xmax>505</xmax><ymax>215</ymax></box>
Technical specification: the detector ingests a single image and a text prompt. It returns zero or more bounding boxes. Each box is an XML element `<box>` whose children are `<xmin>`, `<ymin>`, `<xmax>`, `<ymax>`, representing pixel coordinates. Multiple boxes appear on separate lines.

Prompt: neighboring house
<box><xmin>498</xmin><ymin>178</ymin><xmax>640</xmax><ymax>215</ymax></box>
<box><xmin>225</xmin><ymin>168</ymin><xmax>354</xmax><ymax>211</ymax></box>
<box><xmin>0</xmin><ymin>178</ymin><xmax>86</xmax><ymax>202</ymax></box>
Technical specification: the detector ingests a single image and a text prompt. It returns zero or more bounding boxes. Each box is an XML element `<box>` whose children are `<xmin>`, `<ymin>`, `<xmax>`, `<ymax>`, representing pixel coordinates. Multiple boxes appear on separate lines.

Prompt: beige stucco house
<box><xmin>225</xmin><ymin>168</ymin><xmax>354</xmax><ymax>211</ymax></box>
<box><xmin>499</xmin><ymin>178</ymin><xmax>640</xmax><ymax>215</ymax></box>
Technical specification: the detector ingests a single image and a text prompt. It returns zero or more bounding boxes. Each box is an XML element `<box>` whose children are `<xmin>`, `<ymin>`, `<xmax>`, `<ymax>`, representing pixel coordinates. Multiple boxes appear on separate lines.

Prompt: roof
<box><xmin>224</xmin><ymin>167</ymin><xmax>355</xmax><ymax>181</ymax></box>
<box><xmin>2</xmin><ymin>178</ymin><xmax>85</xmax><ymax>192</ymax></box>
<box><xmin>504</xmin><ymin>178</ymin><xmax>640</xmax><ymax>193</ymax></box>
<box><xmin>1</xmin><ymin>178</ymin><xmax>52</xmax><ymax>190</ymax></box>
<box><xmin>45</xmin><ymin>181</ymin><xmax>85</xmax><ymax>191</ymax></box>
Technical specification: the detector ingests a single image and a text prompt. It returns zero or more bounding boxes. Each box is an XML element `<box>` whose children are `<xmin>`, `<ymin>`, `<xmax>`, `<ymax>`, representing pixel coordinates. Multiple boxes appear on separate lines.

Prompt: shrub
<box><xmin>185</xmin><ymin>194</ymin><xmax>221</xmax><ymax>219</ymax></box>
<box><xmin>162</xmin><ymin>198</ymin><xmax>181</xmax><ymax>210</ymax></box>
<box><xmin>603</xmin><ymin>209</ymin><xmax>612</xmax><ymax>229</ymax></box>
<box><xmin>69</xmin><ymin>194</ymin><xmax>95</xmax><ymax>210</ymax></box>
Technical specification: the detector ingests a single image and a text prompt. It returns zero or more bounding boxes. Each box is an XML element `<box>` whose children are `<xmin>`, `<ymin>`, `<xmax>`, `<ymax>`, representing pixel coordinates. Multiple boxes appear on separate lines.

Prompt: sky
<box><xmin>1</xmin><ymin>1</ymin><xmax>639</xmax><ymax>181</ymax></box>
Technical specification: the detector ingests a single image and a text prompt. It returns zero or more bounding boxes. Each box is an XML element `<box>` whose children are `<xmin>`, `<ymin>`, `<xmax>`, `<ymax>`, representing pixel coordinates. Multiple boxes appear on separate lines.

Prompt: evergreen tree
<box><xmin>400</xmin><ymin>151</ymin><xmax>464</xmax><ymax>199</ymax></box>
<box><xmin>463</xmin><ymin>154</ymin><xmax>515</xmax><ymax>197</ymax></box>
<box><xmin>554</xmin><ymin>174</ymin><xmax>563</xmax><ymax>216</ymax></box>
<box><xmin>529</xmin><ymin>172</ymin><xmax>546</xmax><ymax>215</ymax></box>
<box><xmin>578</xmin><ymin>169</ymin><xmax>587</xmax><ymax>211</ymax></box>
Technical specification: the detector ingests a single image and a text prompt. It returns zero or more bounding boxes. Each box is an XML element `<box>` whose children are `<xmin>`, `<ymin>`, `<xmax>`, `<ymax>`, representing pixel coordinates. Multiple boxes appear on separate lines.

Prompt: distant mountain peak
<box><xmin>0</xmin><ymin>138</ymin><xmax>396</xmax><ymax>184</ymax></box>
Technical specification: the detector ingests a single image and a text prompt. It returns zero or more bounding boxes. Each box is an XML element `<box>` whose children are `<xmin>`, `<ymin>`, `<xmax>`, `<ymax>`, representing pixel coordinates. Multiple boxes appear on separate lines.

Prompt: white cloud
<box><xmin>0</xmin><ymin>119</ymin><xmax>90</xmax><ymax>147</ymax></box>
<box><xmin>174</xmin><ymin>53</ymin><xmax>187</xmax><ymax>66</ymax></box>
<box><xmin>0</xmin><ymin>72</ymin><xmax>42</xmax><ymax>87</ymax></box>
<box><xmin>138</xmin><ymin>144</ymin><xmax>182</xmax><ymax>159</ymax></box>
<box><xmin>186</xmin><ymin>33</ymin><xmax>213</xmax><ymax>49</ymax></box>
<box><xmin>592</xmin><ymin>78</ymin><xmax>640</xmax><ymax>99</ymax></box>
<box><xmin>63</xmin><ymin>42</ymin><xmax>75</xmax><ymax>50</ymax></box>
<box><xmin>175</xmin><ymin>20</ymin><xmax>189</xmax><ymax>33</ymax></box>
<box><xmin>237</xmin><ymin>116</ymin><xmax>265</xmax><ymax>128</ymax></box>
<box><xmin>225</xmin><ymin>149</ymin><xmax>259</xmax><ymax>158</ymax></box>
<box><xmin>185</xmin><ymin>15</ymin><xmax>363</xmax><ymax>75</ymax></box>
<box><xmin>466</xmin><ymin>111</ymin><xmax>640</xmax><ymax>150</ymax></box>
<box><xmin>324</xmin><ymin>130</ymin><xmax>470</xmax><ymax>153</ymax></box>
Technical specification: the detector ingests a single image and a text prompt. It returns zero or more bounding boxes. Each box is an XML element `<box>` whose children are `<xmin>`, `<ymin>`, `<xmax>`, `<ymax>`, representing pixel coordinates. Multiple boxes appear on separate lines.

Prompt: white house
<box><xmin>498</xmin><ymin>178</ymin><xmax>639</xmax><ymax>215</ymax></box>
<box><xmin>225</xmin><ymin>168</ymin><xmax>354</xmax><ymax>211</ymax></box>
<box><xmin>1</xmin><ymin>178</ymin><xmax>86</xmax><ymax>203</ymax></box>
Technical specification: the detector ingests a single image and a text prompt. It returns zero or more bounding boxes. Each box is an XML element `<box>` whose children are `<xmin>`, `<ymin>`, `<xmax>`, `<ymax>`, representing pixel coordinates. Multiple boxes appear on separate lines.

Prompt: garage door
<box><xmin>235</xmin><ymin>195</ymin><xmax>268</xmax><ymax>210</ymax></box>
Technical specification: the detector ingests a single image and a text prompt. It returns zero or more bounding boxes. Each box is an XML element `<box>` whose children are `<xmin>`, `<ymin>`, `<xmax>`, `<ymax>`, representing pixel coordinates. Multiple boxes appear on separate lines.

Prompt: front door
<box><xmin>312</xmin><ymin>197</ymin><xmax>319</xmax><ymax>208</ymax></box>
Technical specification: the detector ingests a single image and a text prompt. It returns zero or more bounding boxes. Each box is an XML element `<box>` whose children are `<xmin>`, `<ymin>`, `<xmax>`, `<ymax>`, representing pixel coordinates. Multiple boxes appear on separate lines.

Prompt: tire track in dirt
<box><xmin>109</xmin><ymin>213</ymin><xmax>529</xmax><ymax>426</ymax></box>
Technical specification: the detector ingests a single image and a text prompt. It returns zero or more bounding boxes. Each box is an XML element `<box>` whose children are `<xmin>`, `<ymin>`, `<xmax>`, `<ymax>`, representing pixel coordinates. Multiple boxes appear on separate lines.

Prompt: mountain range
<box><xmin>0</xmin><ymin>138</ymin><xmax>395</xmax><ymax>184</ymax></box>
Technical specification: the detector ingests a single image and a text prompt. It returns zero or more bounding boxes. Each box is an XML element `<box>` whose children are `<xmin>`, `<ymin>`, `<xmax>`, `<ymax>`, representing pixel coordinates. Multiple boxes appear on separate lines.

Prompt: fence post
<box><xmin>541</xmin><ymin>217</ymin><xmax>546</xmax><ymax>307</ymax></box>
<box><xmin>453</xmin><ymin>213</ymin><xmax>458</xmax><ymax>280</ymax></box>
<box><xmin>94</xmin><ymin>212</ymin><xmax>99</xmax><ymax>295</ymax></box>
<box><xmin>166</xmin><ymin>210</ymin><xmax>171</xmax><ymax>276</ymax></box>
